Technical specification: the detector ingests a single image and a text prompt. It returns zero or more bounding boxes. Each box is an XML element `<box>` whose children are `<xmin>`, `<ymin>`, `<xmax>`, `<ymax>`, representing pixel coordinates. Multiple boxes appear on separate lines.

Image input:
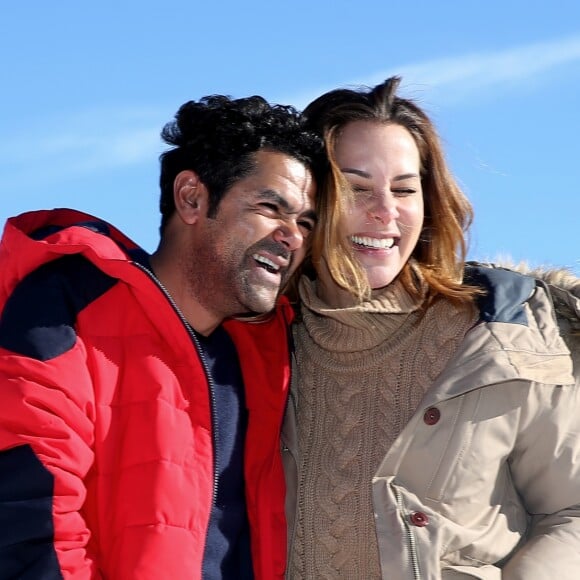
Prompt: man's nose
<box><xmin>272</xmin><ymin>221</ymin><xmax>304</xmax><ymax>251</ymax></box>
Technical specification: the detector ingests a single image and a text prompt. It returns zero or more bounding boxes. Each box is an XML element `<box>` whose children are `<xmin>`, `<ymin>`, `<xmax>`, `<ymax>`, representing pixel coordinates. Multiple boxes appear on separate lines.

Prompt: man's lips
<box><xmin>252</xmin><ymin>252</ymin><xmax>290</xmax><ymax>273</ymax></box>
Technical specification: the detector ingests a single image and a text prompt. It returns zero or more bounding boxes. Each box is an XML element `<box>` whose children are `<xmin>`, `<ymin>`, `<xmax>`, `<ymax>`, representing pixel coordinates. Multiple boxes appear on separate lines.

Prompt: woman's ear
<box><xmin>173</xmin><ymin>170</ymin><xmax>208</xmax><ymax>224</ymax></box>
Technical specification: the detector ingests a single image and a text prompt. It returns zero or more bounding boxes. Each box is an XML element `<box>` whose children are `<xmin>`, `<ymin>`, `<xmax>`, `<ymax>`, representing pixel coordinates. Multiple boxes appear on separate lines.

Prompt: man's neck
<box><xmin>149</xmin><ymin>249</ymin><xmax>222</xmax><ymax>337</ymax></box>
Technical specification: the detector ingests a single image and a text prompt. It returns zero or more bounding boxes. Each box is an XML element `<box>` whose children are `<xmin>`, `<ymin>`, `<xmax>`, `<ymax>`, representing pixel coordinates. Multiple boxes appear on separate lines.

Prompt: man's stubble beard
<box><xmin>184</xmin><ymin>239</ymin><xmax>281</xmax><ymax>320</ymax></box>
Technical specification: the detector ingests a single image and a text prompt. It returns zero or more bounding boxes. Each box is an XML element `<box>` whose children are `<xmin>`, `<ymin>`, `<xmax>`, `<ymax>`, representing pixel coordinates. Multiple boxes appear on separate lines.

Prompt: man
<box><xmin>0</xmin><ymin>94</ymin><xmax>325</xmax><ymax>579</ymax></box>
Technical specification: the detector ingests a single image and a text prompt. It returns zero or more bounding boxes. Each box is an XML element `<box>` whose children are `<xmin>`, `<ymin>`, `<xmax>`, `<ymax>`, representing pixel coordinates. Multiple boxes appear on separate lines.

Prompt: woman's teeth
<box><xmin>351</xmin><ymin>235</ymin><xmax>395</xmax><ymax>249</ymax></box>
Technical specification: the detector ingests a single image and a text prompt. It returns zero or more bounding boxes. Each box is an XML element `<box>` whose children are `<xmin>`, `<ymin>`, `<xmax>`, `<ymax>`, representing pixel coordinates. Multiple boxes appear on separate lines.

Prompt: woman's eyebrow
<box><xmin>341</xmin><ymin>169</ymin><xmax>420</xmax><ymax>181</ymax></box>
<box><xmin>393</xmin><ymin>173</ymin><xmax>420</xmax><ymax>181</ymax></box>
<box><xmin>341</xmin><ymin>168</ymin><xmax>371</xmax><ymax>178</ymax></box>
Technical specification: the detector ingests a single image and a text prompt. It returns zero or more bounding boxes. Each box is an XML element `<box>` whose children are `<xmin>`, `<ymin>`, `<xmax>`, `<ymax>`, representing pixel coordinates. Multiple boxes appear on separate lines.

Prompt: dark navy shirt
<box><xmin>195</xmin><ymin>326</ymin><xmax>254</xmax><ymax>580</ymax></box>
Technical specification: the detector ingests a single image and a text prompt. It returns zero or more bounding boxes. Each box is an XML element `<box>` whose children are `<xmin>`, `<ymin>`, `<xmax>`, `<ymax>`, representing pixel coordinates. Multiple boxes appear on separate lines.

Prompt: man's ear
<box><xmin>173</xmin><ymin>170</ymin><xmax>208</xmax><ymax>224</ymax></box>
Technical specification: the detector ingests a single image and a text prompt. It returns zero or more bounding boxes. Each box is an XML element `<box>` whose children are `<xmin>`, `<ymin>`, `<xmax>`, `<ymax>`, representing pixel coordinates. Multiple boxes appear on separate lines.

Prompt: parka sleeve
<box><xmin>502</xmin><ymin>379</ymin><xmax>580</xmax><ymax>580</ymax></box>
<box><xmin>0</xmin><ymin>258</ymin><xmax>102</xmax><ymax>579</ymax></box>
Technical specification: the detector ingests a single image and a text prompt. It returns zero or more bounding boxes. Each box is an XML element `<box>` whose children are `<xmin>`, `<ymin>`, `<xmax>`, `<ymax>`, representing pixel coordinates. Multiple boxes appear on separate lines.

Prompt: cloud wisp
<box><xmin>0</xmin><ymin>106</ymin><xmax>166</xmax><ymax>191</ymax></box>
<box><xmin>3</xmin><ymin>35</ymin><xmax>580</xmax><ymax>188</ymax></box>
<box><xmin>291</xmin><ymin>35</ymin><xmax>580</xmax><ymax>108</ymax></box>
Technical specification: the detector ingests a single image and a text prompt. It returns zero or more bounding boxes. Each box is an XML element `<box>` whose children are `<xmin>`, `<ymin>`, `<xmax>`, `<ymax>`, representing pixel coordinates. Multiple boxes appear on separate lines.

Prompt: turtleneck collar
<box><xmin>296</xmin><ymin>274</ymin><xmax>426</xmax><ymax>353</ymax></box>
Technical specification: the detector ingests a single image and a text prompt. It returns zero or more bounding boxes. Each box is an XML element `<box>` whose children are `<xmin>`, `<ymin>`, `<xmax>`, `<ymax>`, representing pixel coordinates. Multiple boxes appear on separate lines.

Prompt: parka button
<box><xmin>409</xmin><ymin>511</ymin><xmax>429</xmax><ymax>527</ymax></box>
<box><xmin>423</xmin><ymin>407</ymin><xmax>440</xmax><ymax>425</ymax></box>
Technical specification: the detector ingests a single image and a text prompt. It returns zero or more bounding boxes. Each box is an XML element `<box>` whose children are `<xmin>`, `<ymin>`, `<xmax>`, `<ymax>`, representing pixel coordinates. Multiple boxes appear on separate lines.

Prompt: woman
<box><xmin>283</xmin><ymin>76</ymin><xmax>580</xmax><ymax>579</ymax></box>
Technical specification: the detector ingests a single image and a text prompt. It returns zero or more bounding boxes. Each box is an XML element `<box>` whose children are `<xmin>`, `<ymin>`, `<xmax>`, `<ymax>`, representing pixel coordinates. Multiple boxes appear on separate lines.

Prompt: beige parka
<box><xmin>283</xmin><ymin>264</ymin><xmax>580</xmax><ymax>580</ymax></box>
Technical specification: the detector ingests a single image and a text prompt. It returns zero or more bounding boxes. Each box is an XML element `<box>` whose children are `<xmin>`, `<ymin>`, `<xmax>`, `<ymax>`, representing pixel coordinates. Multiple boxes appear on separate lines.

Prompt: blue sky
<box><xmin>1</xmin><ymin>1</ymin><xmax>579</xmax><ymax>274</ymax></box>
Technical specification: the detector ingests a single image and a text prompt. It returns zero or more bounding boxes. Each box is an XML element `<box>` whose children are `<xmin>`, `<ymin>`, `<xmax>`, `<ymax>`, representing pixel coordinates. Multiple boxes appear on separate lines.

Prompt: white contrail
<box><xmin>2</xmin><ymin>35</ymin><xmax>579</xmax><ymax>181</ymax></box>
<box><xmin>290</xmin><ymin>35</ymin><xmax>580</xmax><ymax>108</ymax></box>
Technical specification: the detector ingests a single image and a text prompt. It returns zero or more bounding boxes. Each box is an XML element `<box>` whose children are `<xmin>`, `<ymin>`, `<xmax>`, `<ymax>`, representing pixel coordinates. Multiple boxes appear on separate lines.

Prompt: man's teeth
<box><xmin>253</xmin><ymin>254</ymin><xmax>280</xmax><ymax>271</ymax></box>
<box><xmin>351</xmin><ymin>235</ymin><xmax>395</xmax><ymax>249</ymax></box>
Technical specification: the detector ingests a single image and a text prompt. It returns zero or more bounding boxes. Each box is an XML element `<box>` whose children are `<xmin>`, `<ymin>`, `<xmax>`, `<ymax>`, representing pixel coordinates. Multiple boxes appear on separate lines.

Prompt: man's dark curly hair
<box><xmin>158</xmin><ymin>94</ymin><xmax>327</xmax><ymax>233</ymax></box>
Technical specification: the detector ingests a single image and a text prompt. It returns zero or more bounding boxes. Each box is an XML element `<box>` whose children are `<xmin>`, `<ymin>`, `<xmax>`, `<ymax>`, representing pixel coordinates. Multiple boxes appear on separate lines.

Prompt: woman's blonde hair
<box><xmin>301</xmin><ymin>76</ymin><xmax>480</xmax><ymax>303</ymax></box>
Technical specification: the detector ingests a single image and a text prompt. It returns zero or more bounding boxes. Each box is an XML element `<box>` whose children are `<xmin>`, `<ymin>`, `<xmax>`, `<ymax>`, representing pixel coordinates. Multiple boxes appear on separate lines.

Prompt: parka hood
<box><xmin>490</xmin><ymin>261</ymin><xmax>580</xmax><ymax>372</ymax></box>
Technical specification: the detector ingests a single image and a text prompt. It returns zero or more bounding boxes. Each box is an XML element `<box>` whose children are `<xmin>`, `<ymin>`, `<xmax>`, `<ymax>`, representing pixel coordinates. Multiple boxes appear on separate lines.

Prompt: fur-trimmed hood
<box><xmin>484</xmin><ymin>262</ymin><xmax>580</xmax><ymax>372</ymax></box>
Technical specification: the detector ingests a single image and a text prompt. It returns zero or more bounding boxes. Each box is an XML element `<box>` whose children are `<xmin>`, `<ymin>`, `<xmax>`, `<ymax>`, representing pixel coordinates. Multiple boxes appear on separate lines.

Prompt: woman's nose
<box><xmin>366</xmin><ymin>193</ymin><xmax>399</xmax><ymax>223</ymax></box>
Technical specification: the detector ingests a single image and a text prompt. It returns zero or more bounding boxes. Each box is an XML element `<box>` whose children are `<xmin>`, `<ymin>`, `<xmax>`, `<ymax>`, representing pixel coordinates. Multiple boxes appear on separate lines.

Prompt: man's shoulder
<box><xmin>0</xmin><ymin>255</ymin><xmax>117</xmax><ymax>360</ymax></box>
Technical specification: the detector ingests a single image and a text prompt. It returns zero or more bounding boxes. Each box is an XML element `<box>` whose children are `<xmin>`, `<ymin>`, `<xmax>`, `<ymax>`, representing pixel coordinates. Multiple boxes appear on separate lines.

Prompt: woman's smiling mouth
<box><xmin>350</xmin><ymin>235</ymin><xmax>397</xmax><ymax>250</ymax></box>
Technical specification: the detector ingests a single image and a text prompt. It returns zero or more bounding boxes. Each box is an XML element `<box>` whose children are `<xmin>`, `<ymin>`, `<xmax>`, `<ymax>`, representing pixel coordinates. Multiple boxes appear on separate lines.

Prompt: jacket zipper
<box><xmin>284</xmin><ymin>346</ymin><xmax>299</xmax><ymax>579</ymax></box>
<box><xmin>394</xmin><ymin>486</ymin><xmax>421</xmax><ymax>580</ymax></box>
<box><xmin>133</xmin><ymin>262</ymin><xmax>220</xmax><ymax>541</ymax></box>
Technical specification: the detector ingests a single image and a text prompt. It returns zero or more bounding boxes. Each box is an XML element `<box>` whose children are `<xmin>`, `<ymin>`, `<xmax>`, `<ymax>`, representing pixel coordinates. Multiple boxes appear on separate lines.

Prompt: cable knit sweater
<box><xmin>289</xmin><ymin>276</ymin><xmax>478</xmax><ymax>579</ymax></box>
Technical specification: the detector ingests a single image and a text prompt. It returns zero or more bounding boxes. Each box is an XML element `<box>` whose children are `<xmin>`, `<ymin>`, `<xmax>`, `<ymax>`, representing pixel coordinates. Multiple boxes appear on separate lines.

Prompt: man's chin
<box><xmin>244</xmin><ymin>289</ymin><xmax>280</xmax><ymax>315</ymax></box>
<box><xmin>228</xmin><ymin>280</ymin><xmax>281</xmax><ymax>319</ymax></box>
<box><xmin>231</xmin><ymin>297</ymin><xmax>278</xmax><ymax>322</ymax></box>
<box><xmin>232</xmin><ymin>311</ymin><xmax>273</xmax><ymax>322</ymax></box>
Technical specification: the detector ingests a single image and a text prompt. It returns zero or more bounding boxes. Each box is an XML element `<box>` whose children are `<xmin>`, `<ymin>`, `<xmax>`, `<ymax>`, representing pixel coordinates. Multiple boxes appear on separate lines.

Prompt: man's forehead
<box><xmin>253</xmin><ymin>149</ymin><xmax>309</xmax><ymax>173</ymax></box>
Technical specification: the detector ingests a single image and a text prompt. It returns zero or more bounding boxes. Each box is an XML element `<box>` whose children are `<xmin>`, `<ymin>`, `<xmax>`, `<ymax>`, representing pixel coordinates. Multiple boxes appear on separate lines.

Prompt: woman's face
<box><xmin>333</xmin><ymin>120</ymin><xmax>424</xmax><ymax>291</ymax></box>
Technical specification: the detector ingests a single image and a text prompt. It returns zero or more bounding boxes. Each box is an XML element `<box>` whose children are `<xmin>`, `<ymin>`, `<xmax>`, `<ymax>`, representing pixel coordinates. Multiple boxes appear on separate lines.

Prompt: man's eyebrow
<box><xmin>256</xmin><ymin>190</ymin><xmax>317</xmax><ymax>222</ymax></box>
<box><xmin>256</xmin><ymin>189</ymin><xmax>288</xmax><ymax>208</ymax></box>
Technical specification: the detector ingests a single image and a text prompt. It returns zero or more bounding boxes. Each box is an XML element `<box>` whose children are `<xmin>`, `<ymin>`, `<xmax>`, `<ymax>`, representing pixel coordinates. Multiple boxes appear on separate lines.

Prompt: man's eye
<box><xmin>298</xmin><ymin>220</ymin><xmax>314</xmax><ymax>234</ymax></box>
<box><xmin>259</xmin><ymin>202</ymin><xmax>279</xmax><ymax>212</ymax></box>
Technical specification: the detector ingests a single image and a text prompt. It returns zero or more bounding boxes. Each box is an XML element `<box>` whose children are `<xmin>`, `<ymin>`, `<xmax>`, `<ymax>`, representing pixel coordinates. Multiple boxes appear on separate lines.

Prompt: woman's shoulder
<box><xmin>467</xmin><ymin>260</ymin><xmax>580</xmax><ymax>376</ymax></box>
<box><xmin>497</xmin><ymin>262</ymin><xmax>579</xmax><ymax>370</ymax></box>
<box><xmin>463</xmin><ymin>262</ymin><xmax>537</xmax><ymax>325</ymax></box>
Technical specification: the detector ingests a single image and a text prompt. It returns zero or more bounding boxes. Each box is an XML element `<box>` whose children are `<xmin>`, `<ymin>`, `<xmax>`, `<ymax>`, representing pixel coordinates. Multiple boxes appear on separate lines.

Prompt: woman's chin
<box><xmin>366</xmin><ymin>269</ymin><xmax>401</xmax><ymax>290</ymax></box>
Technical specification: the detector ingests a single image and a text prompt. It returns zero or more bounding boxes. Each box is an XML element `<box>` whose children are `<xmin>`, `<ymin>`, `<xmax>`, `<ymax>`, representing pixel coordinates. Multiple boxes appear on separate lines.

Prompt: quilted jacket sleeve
<box><xmin>501</xmin><ymin>271</ymin><xmax>580</xmax><ymax>579</ymax></box>
<box><xmin>502</xmin><ymin>379</ymin><xmax>580</xmax><ymax>580</ymax></box>
<box><xmin>0</xmin><ymin>258</ymin><xmax>101</xmax><ymax>579</ymax></box>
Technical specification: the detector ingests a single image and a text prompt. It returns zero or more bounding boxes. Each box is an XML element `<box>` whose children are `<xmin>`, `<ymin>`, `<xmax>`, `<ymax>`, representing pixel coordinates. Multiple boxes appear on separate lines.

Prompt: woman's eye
<box><xmin>393</xmin><ymin>188</ymin><xmax>416</xmax><ymax>197</ymax></box>
<box><xmin>351</xmin><ymin>186</ymin><xmax>374</xmax><ymax>200</ymax></box>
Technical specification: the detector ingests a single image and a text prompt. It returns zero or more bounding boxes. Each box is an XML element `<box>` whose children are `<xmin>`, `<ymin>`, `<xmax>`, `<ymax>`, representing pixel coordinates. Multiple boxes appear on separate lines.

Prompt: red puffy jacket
<box><xmin>0</xmin><ymin>209</ymin><xmax>292</xmax><ymax>579</ymax></box>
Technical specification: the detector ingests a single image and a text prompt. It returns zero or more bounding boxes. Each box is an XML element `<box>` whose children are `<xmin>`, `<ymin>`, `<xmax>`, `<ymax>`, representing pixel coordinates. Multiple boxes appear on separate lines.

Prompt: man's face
<box><xmin>187</xmin><ymin>150</ymin><xmax>317</xmax><ymax>318</ymax></box>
